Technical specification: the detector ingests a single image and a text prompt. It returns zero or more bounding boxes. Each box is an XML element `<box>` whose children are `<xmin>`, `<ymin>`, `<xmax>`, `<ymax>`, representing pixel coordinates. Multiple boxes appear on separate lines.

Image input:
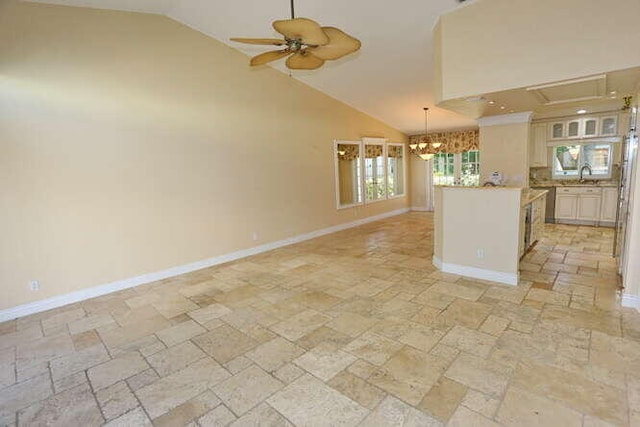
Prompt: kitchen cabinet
<box><xmin>546</xmin><ymin>114</ymin><xmax>618</xmax><ymax>140</ymax></box>
<box><xmin>576</xmin><ymin>190</ymin><xmax>601</xmax><ymax>221</ymax></box>
<box><xmin>600</xmin><ymin>187</ymin><xmax>618</xmax><ymax>223</ymax></box>
<box><xmin>530</xmin><ymin>123</ymin><xmax>548</xmax><ymax>167</ymax></box>
<box><xmin>555</xmin><ymin>192</ymin><xmax>578</xmax><ymax>220</ymax></box>
<box><xmin>554</xmin><ymin>186</ymin><xmax>618</xmax><ymax>225</ymax></box>
<box><xmin>549</xmin><ymin>122</ymin><xmax>565</xmax><ymax>140</ymax></box>
<box><xmin>600</xmin><ymin>116</ymin><xmax>618</xmax><ymax>136</ymax></box>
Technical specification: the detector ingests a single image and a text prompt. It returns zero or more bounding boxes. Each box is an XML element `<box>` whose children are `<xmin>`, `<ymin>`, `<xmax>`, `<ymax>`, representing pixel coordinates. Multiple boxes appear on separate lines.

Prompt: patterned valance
<box><xmin>364</xmin><ymin>144</ymin><xmax>383</xmax><ymax>159</ymax></box>
<box><xmin>387</xmin><ymin>145</ymin><xmax>403</xmax><ymax>158</ymax></box>
<box><xmin>337</xmin><ymin>144</ymin><xmax>359</xmax><ymax>161</ymax></box>
<box><xmin>409</xmin><ymin>130</ymin><xmax>479</xmax><ymax>154</ymax></box>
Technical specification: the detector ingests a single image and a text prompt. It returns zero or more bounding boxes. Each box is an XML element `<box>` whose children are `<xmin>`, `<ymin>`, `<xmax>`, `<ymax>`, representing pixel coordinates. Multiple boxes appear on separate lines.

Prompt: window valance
<box><xmin>408</xmin><ymin>130</ymin><xmax>479</xmax><ymax>154</ymax></box>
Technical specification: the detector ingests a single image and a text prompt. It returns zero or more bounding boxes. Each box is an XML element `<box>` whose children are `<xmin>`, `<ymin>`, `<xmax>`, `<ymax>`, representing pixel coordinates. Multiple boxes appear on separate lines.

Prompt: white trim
<box><xmin>0</xmin><ymin>208</ymin><xmax>410</xmax><ymax>322</ymax></box>
<box><xmin>432</xmin><ymin>256</ymin><xmax>518</xmax><ymax>286</ymax></box>
<box><xmin>432</xmin><ymin>256</ymin><xmax>443</xmax><ymax>270</ymax></box>
<box><xmin>622</xmin><ymin>293</ymin><xmax>640</xmax><ymax>311</ymax></box>
<box><xmin>477</xmin><ymin>112</ymin><xmax>534</xmax><ymax>127</ymax></box>
<box><xmin>411</xmin><ymin>206</ymin><xmax>431</xmax><ymax>212</ymax></box>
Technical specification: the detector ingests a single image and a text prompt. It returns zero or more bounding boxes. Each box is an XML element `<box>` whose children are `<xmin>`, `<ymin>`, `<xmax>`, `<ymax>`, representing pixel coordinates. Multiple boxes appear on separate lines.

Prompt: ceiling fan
<box><xmin>230</xmin><ymin>0</ymin><xmax>361</xmax><ymax>70</ymax></box>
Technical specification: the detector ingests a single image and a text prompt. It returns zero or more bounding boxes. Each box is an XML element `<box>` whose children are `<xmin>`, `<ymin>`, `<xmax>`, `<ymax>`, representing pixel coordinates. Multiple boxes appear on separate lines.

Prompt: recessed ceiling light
<box><xmin>488</xmin><ymin>100</ymin><xmax>496</xmax><ymax>105</ymax></box>
<box><xmin>466</xmin><ymin>96</ymin><xmax>485</xmax><ymax>103</ymax></box>
<box><xmin>610</xmin><ymin>91</ymin><xmax>617</xmax><ymax>95</ymax></box>
<box><xmin>500</xmin><ymin>106</ymin><xmax>506</xmax><ymax>110</ymax></box>
<box><xmin>577</xmin><ymin>109</ymin><xmax>587</xmax><ymax>114</ymax></box>
<box><xmin>509</xmin><ymin>110</ymin><xmax>515</xmax><ymax>113</ymax></box>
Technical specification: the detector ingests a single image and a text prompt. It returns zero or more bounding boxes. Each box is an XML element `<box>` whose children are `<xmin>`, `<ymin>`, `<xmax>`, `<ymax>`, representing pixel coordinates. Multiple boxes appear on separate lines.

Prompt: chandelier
<box><xmin>409</xmin><ymin>107</ymin><xmax>441</xmax><ymax>161</ymax></box>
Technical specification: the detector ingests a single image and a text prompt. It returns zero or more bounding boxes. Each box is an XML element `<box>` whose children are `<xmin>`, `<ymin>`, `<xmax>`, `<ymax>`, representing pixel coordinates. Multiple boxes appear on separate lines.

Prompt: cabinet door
<box><xmin>576</xmin><ymin>194</ymin><xmax>601</xmax><ymax>221</ymax></box>
<box><xmin>549</xmin><ymin>122</ymin><xmax>564</xmax><ymax>139</ymax></box>
<box><xmin>530</xmin><ymin>124</ymin><xmax>548</xmax><ymax>167</ymax></box>
<box><xmin>567</xmin><ymin>120</ymin><xmax>581</xmax><ymax>138</ymax></box>
<box><xmin>600</xmin><ymin>187</ymin><xmax>618</xmax><ymax>222</ymax></box>
<box><xmin>555</xmin><ymin>194</ymin><xmax>578</xmax><ymax>219</ymax></box>
<box><xmin>583</xmin><ymin>118</ymin><xmax>598</xmax><ymax>137</ymax></box>
<box><xmin>600</xmin><ymin>116</ymin><xmax>618</xmax><ymax>136</ymax></box>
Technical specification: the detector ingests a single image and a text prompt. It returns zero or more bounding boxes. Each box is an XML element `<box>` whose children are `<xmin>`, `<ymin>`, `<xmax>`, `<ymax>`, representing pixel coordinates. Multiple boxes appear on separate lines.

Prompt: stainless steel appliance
<box><xmin>614</xmin><ymin>108</ymin><xmax>638</xmax><ymax>271</ymax></box>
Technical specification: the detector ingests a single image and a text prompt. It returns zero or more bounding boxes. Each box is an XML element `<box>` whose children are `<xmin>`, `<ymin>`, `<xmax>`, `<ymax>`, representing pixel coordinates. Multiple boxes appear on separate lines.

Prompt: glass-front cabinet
<box><xmin>600</xmin><ymin>116</ymin><xmax>618</xmax><ymax>136</ymax></box>
<box><xmin>548</xmin><ymin>114</ymin><xmax>618</xmax><ymax>140</ymax></box>
<box><xmin>567</xmin><ymin>119</ymin><xmax>581</xmax><ymax>138</ymax></box>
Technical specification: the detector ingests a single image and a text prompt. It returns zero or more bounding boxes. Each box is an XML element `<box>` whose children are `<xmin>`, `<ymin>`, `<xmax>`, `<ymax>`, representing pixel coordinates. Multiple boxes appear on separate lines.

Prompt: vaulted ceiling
<box><xmin>26</xmin><ymin>0</ymin><xmax>479</xmax><ymax>134</ymax></box>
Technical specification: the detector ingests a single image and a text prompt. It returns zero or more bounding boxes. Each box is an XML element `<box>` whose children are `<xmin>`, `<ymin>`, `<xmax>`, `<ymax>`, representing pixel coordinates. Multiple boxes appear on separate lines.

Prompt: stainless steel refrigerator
<box><xmin>614</xmin><ymin>106</ymin><xmax>638</xmax><ymax>276</ymax></box>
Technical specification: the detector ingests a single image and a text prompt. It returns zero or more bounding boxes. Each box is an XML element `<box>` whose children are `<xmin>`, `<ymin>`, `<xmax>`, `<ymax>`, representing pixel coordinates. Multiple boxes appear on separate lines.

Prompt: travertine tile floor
<box><xmin>1</xmin><ymin>212</ymin><xmax>640</xmax><ymax>426</ymax></box>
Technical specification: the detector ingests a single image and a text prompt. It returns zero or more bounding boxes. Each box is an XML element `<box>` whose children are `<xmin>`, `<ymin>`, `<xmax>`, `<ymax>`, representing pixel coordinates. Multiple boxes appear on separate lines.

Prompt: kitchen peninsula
<box><xmin>433</xmin><ymin>186</ymin><xmax>547</xmax><ymax>285</ymax></box>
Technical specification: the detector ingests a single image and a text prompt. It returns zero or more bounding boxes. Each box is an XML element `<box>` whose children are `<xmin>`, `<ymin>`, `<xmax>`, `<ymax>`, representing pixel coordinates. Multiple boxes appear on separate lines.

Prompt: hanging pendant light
<box><xmin>409</xmin><ymin>107</ymin><xmax>435</xmax><ymax>161</ymax></box>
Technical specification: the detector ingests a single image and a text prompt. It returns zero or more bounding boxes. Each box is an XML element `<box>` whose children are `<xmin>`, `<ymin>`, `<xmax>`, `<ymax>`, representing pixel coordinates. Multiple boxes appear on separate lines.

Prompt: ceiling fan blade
<box><xmin>250</xmin><ymin>49</ymin><xmax>291</xmax><ymax>66</ymax></box>
<box><xmin>230</xmin><ymin>38</ymin><xmax>286</xmax><ymax>46</ymax></box>
<box><xmin>273</xmin><ymin>18</ymin><xmax>329</xmax><ymax>46</ymax></box>
<box><xmin>285</xmin><ymin>51</ymin><xmax>325</xmax><ymax>70</ymax></box>
<box><xmin>310</xmin><ymin>27</ymin><xmax>361</xmax><ymax>61</ymax></box>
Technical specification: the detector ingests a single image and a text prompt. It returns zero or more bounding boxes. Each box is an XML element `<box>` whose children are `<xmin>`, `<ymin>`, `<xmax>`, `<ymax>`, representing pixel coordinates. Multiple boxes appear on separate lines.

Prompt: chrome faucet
<box><xmin>579</xmin><ymin>163</ymin><xmax>593</xmax><ymax>183</ymax></box>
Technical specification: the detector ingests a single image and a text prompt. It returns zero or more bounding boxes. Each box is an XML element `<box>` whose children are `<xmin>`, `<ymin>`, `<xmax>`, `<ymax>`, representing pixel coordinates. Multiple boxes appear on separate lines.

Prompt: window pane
<box><xmin>582</xmin><ymin>144</ymin><xmax>611</xmax><ymax>175</ymax></box>
<box><xmin>460</xmin><ymin>150</ymin><xmax>480</xmax><ymax>186</ymax></box>
<box><xmin>336</xmin><ymin>143</ymin><xmax>362</xmax><ymax>206</ymax></box>
<box><xmin>554</xmin><ymin>145</ymin><xmax>579</xmax><ymax>176</ymax></box>
<box><xmin>433</xmin><ymin>153</ymin><xmax>455</xmax><ymax>186</ymax></box>
<box><xmin>364</xmin><ymin>144</ymin><xmax>385</xmax><ymax>201</ymax></box>
<box><xmin>387</xmin><ymin>145</ymin><xmax>404</xmax><ymax>197</ymax></box>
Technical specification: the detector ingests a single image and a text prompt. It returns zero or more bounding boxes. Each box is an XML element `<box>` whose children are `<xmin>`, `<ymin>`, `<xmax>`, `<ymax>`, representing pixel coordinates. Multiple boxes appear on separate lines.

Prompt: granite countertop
<box><xmin>521</xmin><ymin>189</ymin><xmax>548</xmax><ymax>206</ymax></box>
<box><xmin>530</xmin><ymin>181</ymin><xmax>618</xmax><ymax>188</ymax></box>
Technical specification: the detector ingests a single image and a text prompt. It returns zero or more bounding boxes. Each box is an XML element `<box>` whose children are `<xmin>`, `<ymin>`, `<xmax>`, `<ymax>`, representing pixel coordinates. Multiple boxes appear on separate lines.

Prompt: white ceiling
<box><xmin>27</xmin><ymin>0</ymin><xmax>479</xmax><ymax>134</ymax></box>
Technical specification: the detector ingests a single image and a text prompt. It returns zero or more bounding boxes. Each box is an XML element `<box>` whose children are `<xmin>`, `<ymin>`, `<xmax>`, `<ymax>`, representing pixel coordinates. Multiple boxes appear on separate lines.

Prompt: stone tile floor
<box><xmin>1</xmin><ymin>212</ymin><xmax>639</xmax><ymax>426</ymax></box>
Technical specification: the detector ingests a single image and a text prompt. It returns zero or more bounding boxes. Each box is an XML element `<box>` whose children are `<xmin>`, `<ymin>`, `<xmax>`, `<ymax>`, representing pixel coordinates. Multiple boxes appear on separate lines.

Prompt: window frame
<box><xmin>334</xmin><ymin>138</ymin><xmax>407</xmax><ymax>210</ymax></box>
<box><xmin>334</xmin><ymin>140</ymin><xmax>364</xmax><ymax>210</ymax></box>
<box><xmin>551</xmin><ymin>142</ymin><xmax>614</xmax><ymax>180</ymax></box>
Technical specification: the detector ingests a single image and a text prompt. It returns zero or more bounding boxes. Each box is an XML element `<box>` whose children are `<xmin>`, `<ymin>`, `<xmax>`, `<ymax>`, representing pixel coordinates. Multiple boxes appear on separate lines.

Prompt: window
<box><xmin>552</xmin><ymin>143</ymin><xmax>612</xmax><ymax>179</ymax></box>
<box><xmin>334</xmin><ymin>139</ymin><xmax>406</xmax><ymax>209</ymax></box>
<box><xmin>433</xmin><ymin>153</ymin><xmax>455</xmax><ymax>186</ymax></box>
<box><xmin>364</xmin><ymin>142</ymin><xmax>385</xmax><ymax>202</ymax></box>
<box><xmin>387</xmin><ymin>144</ymin><xmax>405</xmax><ymax>198</ymax></box>
<box><xmin>335</xmin><ymin>142</ymin><xmax>362</xmax><ymax>208</ymax></box>
<box><xmin>461</xmin><ymin>150</ymin><xmax>481</xmax><ymax>186</ymax></box>
<box><xmin>433</xmin><ymin>150</ymin><xmax>480</xmax><ymax>186</ymax></box>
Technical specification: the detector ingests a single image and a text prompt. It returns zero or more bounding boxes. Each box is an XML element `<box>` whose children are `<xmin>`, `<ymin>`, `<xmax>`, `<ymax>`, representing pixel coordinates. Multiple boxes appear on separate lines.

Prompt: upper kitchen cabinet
<box><xmin>530</xmin><ymin>123</ymin><xmax>548</xmax><ymax>167</ymax></box>
<box><xmin>545</xmin><ymin>113</ymin><xmax>620</xmax><ymax>141</ymax></box>
<box><xmin>600</xmin><ymin>116</ymin><xmax>618</xmax><ymax>136</ymax></box>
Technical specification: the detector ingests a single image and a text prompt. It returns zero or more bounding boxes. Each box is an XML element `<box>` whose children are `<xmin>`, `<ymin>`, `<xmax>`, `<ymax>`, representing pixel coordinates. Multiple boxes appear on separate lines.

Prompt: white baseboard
<box><xmin>0</xmin><ymin>208</ymin><xmax>410</xmax><ymax>322</ymax></box>
<box><xmin>411</xmin><ymin>206</ymin><xmax>432</xmax><ymax>212</ymax></box>
<box><xmin>621</xmin><ymin>293</ymin><xmax>640</xmax><ymax>311</ymax></box>
<box><xmin>432</xmin><ymin>256</ymin><xmax>518</xmax><ymax>286</ymax></box>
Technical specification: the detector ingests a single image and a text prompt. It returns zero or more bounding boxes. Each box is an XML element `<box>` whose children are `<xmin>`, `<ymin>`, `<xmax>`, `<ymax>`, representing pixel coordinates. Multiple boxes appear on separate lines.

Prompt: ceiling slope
<box><xmin>25</xmin><ymin>0</ymin><xmax>479</xmax><ymax>134</ymax></box>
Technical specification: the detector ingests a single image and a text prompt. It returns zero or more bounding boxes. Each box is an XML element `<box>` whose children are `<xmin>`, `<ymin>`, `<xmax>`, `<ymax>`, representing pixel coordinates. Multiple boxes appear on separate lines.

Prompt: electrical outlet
<box><xmin>476</xmin><ymin>249</ymin><xmax>485</xmax><ymax>259</ymax></box>
<box><xmin>252</xmin><ymin>232</ymin><xmax>258</xmax><ymax>241</ymax></box>
<box><xmin>29</xmin><ymin>280</ymin><xmax>40</xmax><ymax>291</ymax></box>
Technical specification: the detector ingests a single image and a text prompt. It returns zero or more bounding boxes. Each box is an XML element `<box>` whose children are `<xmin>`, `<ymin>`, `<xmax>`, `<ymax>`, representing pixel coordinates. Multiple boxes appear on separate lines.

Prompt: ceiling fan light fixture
<box><xmin>230</xmin><ymin>0</ymin><xmax>361</xmax><ymax>71</ymax></box>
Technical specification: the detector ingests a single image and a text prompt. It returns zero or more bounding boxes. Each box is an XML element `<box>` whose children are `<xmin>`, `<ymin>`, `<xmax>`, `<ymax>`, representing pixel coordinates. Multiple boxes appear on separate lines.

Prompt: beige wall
<box><xmin>0</xmin><ymin>1</ymin><xmax>408</xmax><ymax>311</ymax></box>
<box><xmin>434</xmin><ymin>0</ymin><xmax>640</xmax><ymax>102</ymax></box>
<box><xmin>480</xmin><ymin>120</ymin><xmax>530</xmax><ymax>187</ymax></box>
<box><xmin>410</xmin><ymin>157</ymin><xmax>428</xmax><ymax>209</ymax></box>
<box><xmin>434</xmin><ymin>187</ymin><xmax>521</xmax><ymax>278</ymax></box>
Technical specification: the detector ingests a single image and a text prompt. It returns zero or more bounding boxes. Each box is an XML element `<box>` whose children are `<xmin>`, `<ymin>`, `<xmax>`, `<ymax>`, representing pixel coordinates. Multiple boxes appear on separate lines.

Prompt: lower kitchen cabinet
<box><xmin>576</xmin><ymin>192</ymin><xmax>601</xmax><ymax>221</ymax></box>
<box><xmin>554</xmin><ymin>186</ymin><xmax>617</xmax><ymax>226</ymax></box>
<box><xmin>556</xmin><ymin>193</ymin><xmax>578</xmax><ymax>220</ymax></box>
<box><xmin>600</xmin><ymin>187</ymin><xmax>618</xmax><ymax>222</ymax></box>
